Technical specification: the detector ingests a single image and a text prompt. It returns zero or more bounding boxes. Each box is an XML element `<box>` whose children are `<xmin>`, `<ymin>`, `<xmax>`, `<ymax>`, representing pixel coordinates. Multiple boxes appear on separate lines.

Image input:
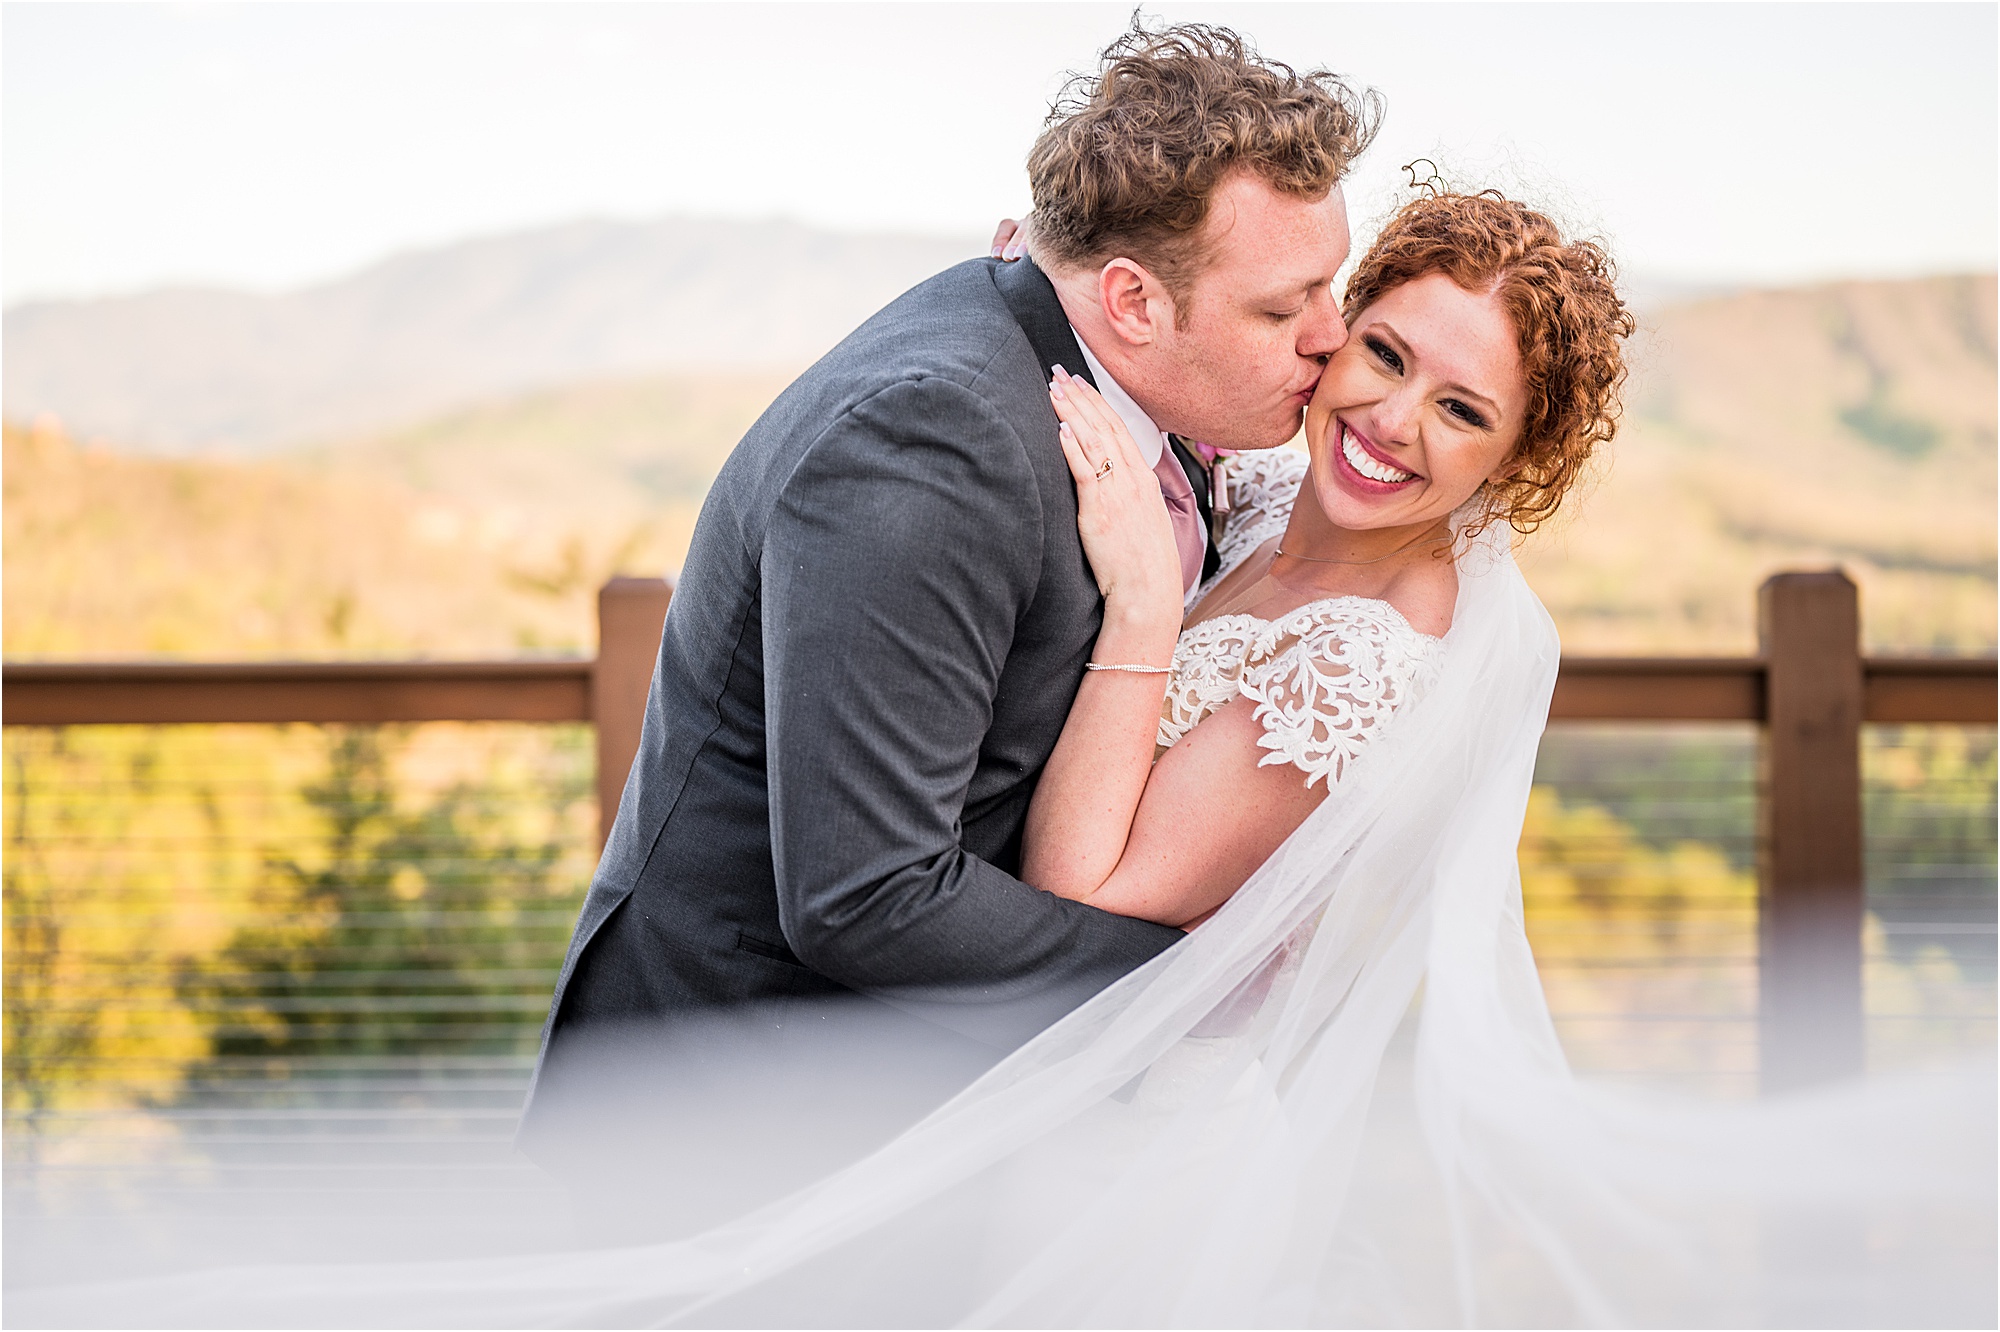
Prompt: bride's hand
<box><xmin>990</xmin><ymin>218</ymin><xmax>1031</xmax><ymax>262</ymax></box>
<box><xmin>1049</xmin><ymin>367</ymin><xmax>1183</xmax><ymax>635</ymax></box>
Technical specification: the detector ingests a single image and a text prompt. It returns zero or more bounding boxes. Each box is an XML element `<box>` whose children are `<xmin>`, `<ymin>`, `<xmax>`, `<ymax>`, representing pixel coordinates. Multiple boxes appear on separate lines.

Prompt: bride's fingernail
<box><xmin>1050</xmin><ymin>380</ymin><xmax>1066</xmax><ymax>400</ymax></box>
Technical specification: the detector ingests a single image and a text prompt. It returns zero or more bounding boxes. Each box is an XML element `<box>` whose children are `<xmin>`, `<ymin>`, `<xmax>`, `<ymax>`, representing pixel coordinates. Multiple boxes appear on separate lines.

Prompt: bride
<box><xmin>23</xmin><ymin>190</ymin><xmax>1991</xmax><ymax>1329</ymax></box>
<box><xmin>1020</xmin><ymin>184</ymin><xmax>1603</xmax><ymax>934</ymax></box>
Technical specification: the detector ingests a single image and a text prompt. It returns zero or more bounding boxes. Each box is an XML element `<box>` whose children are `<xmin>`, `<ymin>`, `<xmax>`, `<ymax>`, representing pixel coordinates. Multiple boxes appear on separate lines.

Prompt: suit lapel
<box><xmin>992</xmin><ymin>256</ymin><xmax>1097</xmax><ymax>392</ymax></box>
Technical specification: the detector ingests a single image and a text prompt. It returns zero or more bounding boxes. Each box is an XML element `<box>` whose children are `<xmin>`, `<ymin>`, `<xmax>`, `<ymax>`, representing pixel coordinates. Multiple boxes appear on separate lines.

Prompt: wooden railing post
<box><xmin>594</xmin><ymin>578</ymin><xmax>674</xmax><ymax>849</ymax></box>
<box><xmin>1758</xmin><ymin>570</ymin><xmax>1865</xmax><ymax>1092</ymax></box>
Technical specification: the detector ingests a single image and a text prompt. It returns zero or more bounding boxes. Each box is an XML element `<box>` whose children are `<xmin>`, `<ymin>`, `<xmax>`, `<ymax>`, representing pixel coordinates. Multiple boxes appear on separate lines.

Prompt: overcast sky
<box><xmin>4</xmin><ymin>2</ymin><xmax>1994</xmax><ymax>305</ymax></box>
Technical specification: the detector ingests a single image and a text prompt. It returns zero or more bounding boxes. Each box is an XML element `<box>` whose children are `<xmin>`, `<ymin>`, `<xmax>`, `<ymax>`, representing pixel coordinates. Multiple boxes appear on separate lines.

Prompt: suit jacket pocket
<box><xmin>735</xmin><ymin>929</ymin><xmax>806</xmax><ymax>969</ymax></box>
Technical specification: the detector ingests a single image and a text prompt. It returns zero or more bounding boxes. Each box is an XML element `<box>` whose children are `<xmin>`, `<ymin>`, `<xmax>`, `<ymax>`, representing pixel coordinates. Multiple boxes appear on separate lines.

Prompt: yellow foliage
<box><xmin>2</xmin><ymin>418</ymin><xmax>692</xmax><ymax>659</ymax></box>
<box><xmin>3</xmin><ymin>726</ymin><xmax>322</xmax><ymax>1116</ymax></box>
<box><xmin>1519</xmin><ymin>786</ymin><xmax>1755</xmax><ymax>922</ymax></box>
<box><xmin>2</xmin><ymin>723</ymin><xmax>593</xmax><ymax>1118</ymax></box>
<box><xmin>1516</xmin><ymin>786</ymin><xmax>1761</xmax><ymax>1093</ymax></box>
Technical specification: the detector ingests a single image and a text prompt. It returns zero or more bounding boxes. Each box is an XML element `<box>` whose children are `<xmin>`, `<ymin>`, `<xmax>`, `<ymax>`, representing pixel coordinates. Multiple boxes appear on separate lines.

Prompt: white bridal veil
<box><xmin>19</xmin><ymin>531</ymin><xmax>1994</xmax><ymax>1328</ymax></box>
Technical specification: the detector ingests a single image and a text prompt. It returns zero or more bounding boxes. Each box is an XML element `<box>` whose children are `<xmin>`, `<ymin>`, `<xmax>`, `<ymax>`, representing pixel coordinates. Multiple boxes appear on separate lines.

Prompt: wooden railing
<box><xmin>4</xmin><ymin>571</ymin><xmax>1993</xmax><ymax>1091</ymax></box>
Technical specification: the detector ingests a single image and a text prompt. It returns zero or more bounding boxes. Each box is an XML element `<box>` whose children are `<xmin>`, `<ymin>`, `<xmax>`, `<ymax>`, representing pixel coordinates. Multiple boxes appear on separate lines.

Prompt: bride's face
<box><xmin>1302</xmin><ymin>272</ymin><xmax>1526</xmax><ymax>533</ymax></box>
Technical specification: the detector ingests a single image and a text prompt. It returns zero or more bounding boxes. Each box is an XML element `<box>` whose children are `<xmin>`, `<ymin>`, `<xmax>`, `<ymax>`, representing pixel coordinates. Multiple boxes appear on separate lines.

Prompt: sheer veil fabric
<box><xmin>20</xmin><ymin>529</ymin><xmax>1993</xmax><ymax>1329</ymax></box>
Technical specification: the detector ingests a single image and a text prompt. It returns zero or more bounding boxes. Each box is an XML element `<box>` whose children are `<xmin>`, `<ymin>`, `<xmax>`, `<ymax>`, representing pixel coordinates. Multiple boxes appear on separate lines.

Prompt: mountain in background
<box><xmin>3</xmin><ymin>212</ymin><xmax>1992</xmax><ymax>660</ymax></box>
<box><xmin>2</xmin><ymin>216</ymin><xmax>983</xmax><ymax>452</ymax></box>
<box><xmin>0</xmin><ymin>213</ymin><xmax>1746</xmax><ymax>458</ymax></box>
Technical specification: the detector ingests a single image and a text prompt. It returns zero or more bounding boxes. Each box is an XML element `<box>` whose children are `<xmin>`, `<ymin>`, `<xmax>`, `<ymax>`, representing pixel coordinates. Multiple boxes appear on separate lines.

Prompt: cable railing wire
<box><xmin>2</xmin><ymin>717</ymin><xmax>1991</xmax><ymax>1265</ymax></box>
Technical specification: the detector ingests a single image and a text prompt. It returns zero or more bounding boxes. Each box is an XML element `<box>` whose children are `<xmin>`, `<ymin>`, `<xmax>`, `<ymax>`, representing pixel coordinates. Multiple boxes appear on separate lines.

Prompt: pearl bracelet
<box><xmin>1084</xmin><ymin>662</ymin><xmax>1172</xmax><ymax>675</ymax></box>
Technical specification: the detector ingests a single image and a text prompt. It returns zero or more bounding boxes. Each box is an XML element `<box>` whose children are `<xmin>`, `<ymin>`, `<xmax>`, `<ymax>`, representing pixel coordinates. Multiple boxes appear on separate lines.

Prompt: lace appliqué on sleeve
<box><xmin>1157</xmin><ymin>614</ymin><xmax>1263</xmax><ymax>750</ymax></box>
<box><xmin>1234</xmin><ymin>600</ymin><xmax>1443</xmax><ymax>789</ymax></box>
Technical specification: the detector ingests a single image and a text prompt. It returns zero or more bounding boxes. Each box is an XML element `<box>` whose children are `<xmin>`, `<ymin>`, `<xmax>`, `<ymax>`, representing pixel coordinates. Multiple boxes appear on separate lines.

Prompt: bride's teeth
<box><xmin>1342</xmin><ymin>427</ymin><xmax>1414</xmax><ymax>484</ymax></box>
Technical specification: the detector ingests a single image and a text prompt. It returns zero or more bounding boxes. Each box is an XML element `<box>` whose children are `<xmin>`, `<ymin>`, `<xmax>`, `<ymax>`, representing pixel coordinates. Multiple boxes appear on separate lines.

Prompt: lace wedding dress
<box><xmin>1162</xmin><ymin>449</ymin><xmax>1441</xmax><ymax>790</ymax></box>
<box><xmin>22</xmin><ymin>453</ymin><xmax>1992</xmax><ymax>1328</ymax></box>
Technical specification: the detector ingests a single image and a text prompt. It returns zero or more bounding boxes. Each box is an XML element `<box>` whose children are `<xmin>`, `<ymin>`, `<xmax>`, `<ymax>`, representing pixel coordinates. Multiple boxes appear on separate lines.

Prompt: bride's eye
<box><xmin>1443</xmin><ymin>398</ymin><xmax>1489</xmax><ymax>429</ymax></box>
<box><xmin>1364</xmin><ymin>335</ymin><xmax>1402</xmax><ymax>373</ymax></box>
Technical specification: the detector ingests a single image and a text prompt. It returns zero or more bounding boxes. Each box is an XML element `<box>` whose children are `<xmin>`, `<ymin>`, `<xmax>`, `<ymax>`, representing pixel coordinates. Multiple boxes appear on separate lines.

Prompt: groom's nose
<box><xmin>1297</xmin><ymin>292</ymin><xmax>1348</xmax><ymax>360</ymax></box>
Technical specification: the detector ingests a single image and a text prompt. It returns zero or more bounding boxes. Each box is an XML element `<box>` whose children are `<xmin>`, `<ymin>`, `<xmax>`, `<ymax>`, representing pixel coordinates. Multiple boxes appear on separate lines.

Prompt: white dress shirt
<box><xmin>1067</xmin><ymin>327</ymin><xmax>1168</xmax><ymax>469</ymax></box>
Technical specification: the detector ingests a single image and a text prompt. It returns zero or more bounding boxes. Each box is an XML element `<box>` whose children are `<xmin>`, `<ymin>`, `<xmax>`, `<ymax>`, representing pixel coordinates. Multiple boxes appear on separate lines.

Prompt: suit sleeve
<box><xmin>761</xmin><ymin>375</ymin><xmax>1181</xmax><ymax>1048</ymax></box>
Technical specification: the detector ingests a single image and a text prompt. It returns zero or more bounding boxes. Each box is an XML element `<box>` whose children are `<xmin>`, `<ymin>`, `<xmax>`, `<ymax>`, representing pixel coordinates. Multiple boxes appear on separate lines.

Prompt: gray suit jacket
<box><xmin>519</xmin><ymin>257</ymin><xmax>1183</xmax><ymax>1141</ymax></box>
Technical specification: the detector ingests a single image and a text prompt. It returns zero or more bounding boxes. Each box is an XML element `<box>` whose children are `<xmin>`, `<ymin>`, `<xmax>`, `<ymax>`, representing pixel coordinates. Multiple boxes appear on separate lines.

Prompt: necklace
<box><xmin>1275</xmin><ymin>525</ymin><xmax>1448</xmax><ymax>567</ymax></box>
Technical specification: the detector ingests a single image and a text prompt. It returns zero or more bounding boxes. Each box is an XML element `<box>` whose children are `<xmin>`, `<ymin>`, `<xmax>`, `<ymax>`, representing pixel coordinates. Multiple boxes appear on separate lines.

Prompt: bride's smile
<box><xmin>1336</xmin><ymin>420</ymin><xmax>1418</xmax><ymax>485</ymax></box>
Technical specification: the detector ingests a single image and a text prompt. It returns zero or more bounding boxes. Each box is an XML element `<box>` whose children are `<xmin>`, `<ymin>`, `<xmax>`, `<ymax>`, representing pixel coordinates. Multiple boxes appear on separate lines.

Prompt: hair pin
<box><xmin>1401</xmin><ymin>158</ymin><xmax>1447</xmax><ymax>199</ymax></box>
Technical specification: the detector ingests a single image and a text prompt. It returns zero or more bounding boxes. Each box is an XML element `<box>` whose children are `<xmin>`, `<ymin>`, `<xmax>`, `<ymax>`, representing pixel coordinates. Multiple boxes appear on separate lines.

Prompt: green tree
<box><xmin>181</xmin><ymin>726</ymin><xmax>586</xmax><ymax>1072</ymax></box>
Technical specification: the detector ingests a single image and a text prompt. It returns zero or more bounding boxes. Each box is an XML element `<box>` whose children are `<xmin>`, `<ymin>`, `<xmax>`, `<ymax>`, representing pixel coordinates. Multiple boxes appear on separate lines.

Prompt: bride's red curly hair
<box><xmin>1342</xmin><ymin>192</ymin><xmax>1635</xmax><ymax>536</ymax></box>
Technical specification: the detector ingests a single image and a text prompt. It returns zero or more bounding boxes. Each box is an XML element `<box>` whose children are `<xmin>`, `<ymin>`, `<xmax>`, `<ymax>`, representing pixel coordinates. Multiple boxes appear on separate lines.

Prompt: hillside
<box><xmin>4</xmin><ymin>274</ymin><xmax>1993</xmax><ymax>660</ymax></box>
<box><xmin>2</xmin><ymin>217</ymin><xmax>981</xmax><ymax>453</ymax></box>
<box><xmin>1519</xmin><ymin>273</ymin><xmax>1996</xmax><ymax>653</ymax></box>
<box><xmin>5</xmin><ymin>420</ymin><xmax>616</xmax><ymax>658</ymax></box>
<box><xmin>300</xmin><ymin>369</ymin><xmax>795</xmax><ymax>540</ymax></box>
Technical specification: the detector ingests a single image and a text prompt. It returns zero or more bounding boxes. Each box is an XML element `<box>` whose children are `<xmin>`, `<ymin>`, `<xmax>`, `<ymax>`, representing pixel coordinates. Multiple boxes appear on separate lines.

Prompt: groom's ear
<box><xmin>1097</xmin><ymin>258</ymin><xmax>1177</xmax><ymax>348</ymax></box>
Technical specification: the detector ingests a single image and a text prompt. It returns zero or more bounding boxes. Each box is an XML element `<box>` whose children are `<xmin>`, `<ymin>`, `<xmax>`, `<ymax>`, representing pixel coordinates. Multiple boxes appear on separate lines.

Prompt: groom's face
<box><xmin>1140</xmin><ymin>175</ymin><xmax>1353</xmax><ymax>451</ymax></box>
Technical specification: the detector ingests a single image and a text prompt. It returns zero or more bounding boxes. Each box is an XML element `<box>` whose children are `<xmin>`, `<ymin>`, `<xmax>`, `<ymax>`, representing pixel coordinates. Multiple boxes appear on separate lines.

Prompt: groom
<box><xmin>521</xmin><ymin>23</ymin><xmax>1373</xmax><ymax>1187</ymax></box>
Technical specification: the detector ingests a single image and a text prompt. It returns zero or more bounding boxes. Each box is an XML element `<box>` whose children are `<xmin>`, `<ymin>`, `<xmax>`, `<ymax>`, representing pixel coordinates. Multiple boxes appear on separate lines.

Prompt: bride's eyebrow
<box><xmin>1444</xmin><ymin>384</ymin><xmax>1501</xmax><ymax>420</ymax></box>
<box><xmin>1362</xmin><ymin>320</ymin><xmax>1411</xmax><ymax>355</ymax></box>
<box><xmin>1369</xmin><ymin>320</ymin><xmax>1502</xmax><ymax>419</ymax></box>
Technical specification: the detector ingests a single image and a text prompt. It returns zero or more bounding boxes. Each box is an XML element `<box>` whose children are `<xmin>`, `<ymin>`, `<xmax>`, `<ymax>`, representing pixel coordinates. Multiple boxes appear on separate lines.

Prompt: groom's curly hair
<box><xmin>1343</xmin><ymin>191</ymin><xmax>1637</xmax><ymax>538</ymax></box>
<box><xmin>1027</xmin><ymin>21</ymin><xmax>1380</xmax><ymax>306</ymax></box>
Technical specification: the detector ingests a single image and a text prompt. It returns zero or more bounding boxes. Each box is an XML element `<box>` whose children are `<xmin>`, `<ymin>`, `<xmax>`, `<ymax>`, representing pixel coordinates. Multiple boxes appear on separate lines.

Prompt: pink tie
<box><xmin>1152</xmin><ymin>448</ymin><xmax>1206</xmax><ymax>594</ymax></box>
